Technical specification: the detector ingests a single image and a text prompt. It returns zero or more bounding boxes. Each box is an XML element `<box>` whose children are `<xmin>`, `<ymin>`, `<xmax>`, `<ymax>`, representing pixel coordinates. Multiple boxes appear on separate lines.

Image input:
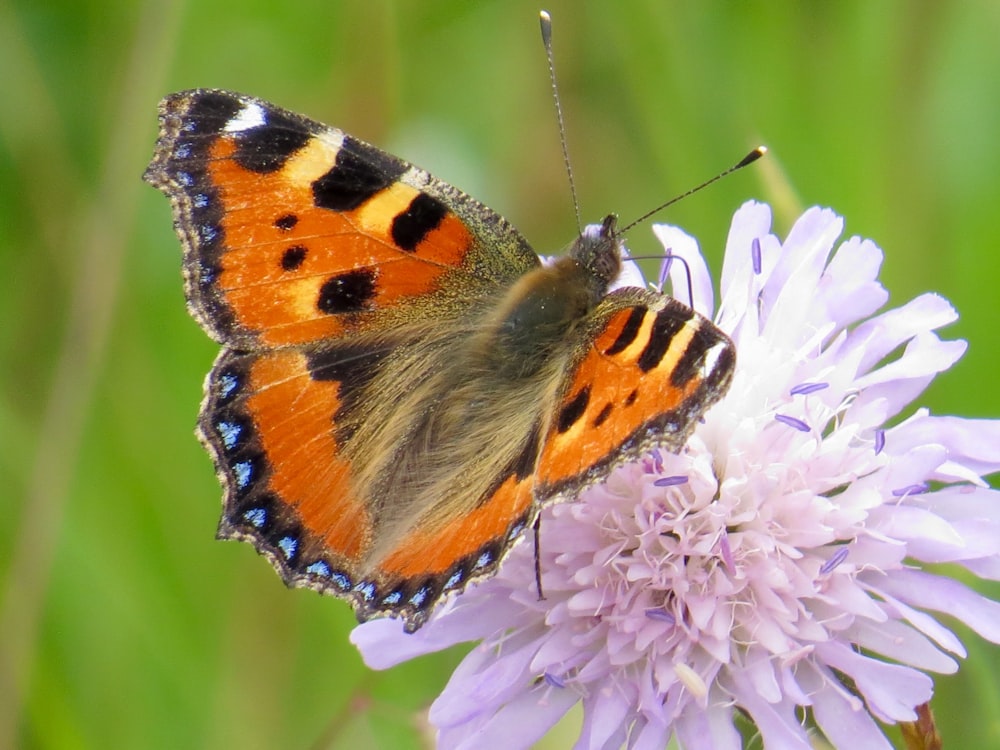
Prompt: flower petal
<box><xmin>801</xmin><ymin>664</ymin><xmax>895</xmax><ymax>750</ymax></box>
<box><xmin>718</xmin><ymin>201</ymin><xmax>774</xmax><ymax>316</ymax></box>
<box><xmin>814</xmin><ymin>641</ymin><xmax>932</xmax><ymax>722</ymax></box>
<box><xmin>875</xmin><ymin>569</ymin><xmax>1000</xmax><ymax>644</ymax></box>
<box><xmin>674</xmin><ymin>694</ymin><xmax>742</xmax><ymax>750</ymax></box>
<box><xmin>652</xmin><ymin>224</ymin><xmax>714</xmax><ymax>316</ymax></box>
<box><xmin>845</xmin><ymin>617</ymin><xmax>958</xmax><ymax>674</ymax></box>
<box><xmin>728</xmin><ymin>671</ymin><xmax>814</xmax><ymax>748</ymax></box>
<box><xmin>442</xmin><ymin>684</ymin><xmax>579</xmax><ymax>750</ymax></box>
<box><xmin>817</xmin><ymin>236</ymin><xmax>889</xmax><ymax>332</ymax></box>
<box><xmin>891</xmin><ymin>414</ymin><xmax>1000</xmax><ymax>478</ymax></box>
<box><xmin>578</xmin><ymin>688</ymin><xmax>634</xmax><ymax>750</ymax></box>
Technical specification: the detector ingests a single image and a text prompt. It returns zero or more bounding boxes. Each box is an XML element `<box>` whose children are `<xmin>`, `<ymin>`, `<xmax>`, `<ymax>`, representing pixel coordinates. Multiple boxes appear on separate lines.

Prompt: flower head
<box><xmin>352</xmin><ymin>202</ymin><xmax>1000</xmax><ymax>749</ymax></box>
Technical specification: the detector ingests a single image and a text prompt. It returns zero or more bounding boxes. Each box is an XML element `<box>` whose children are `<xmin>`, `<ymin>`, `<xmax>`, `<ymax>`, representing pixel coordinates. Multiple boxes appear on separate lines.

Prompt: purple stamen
<box><xmin>658</xmin><ymin>255</ymin><xmax>674</xmax><ymax>289</ymax></box>
<box><xmin>654</xmin><ymin>475</ymin><xmax>688</xmax><ymax>488</ymax></box>
<box><xmin>819</xmin><ymin>546</ymin><xmax>849</xmax><ymax>575</ymax></box>
<box><xmin>751</xmin><ymin>237</ymin><xmax>762</xmax><ymax>274</ymax></box>
<box><xmin>720</xmin><ymin>533</ymin><xmax>735</xmax><ymax>570</ymax></box>
<box><xmin>790</xmin><ymin>382</ymin><xmax>829</xmax><ymax>396</ymax></box>
<box><xmin>650</xmin><ymin>449</ymin><xmax>664</xmax><ymax>473</ymax></box>
<box><xmin>543</xmin><ymin>672</ymin><xmax>566</xmax><ymax>689</ymax></box>
<box><xmin>775</xmin><ymin>414</ymin><xmax>810</xmax><ymax>432</ymax></box>
<box><xmin>892</xmin><ymin>482</ymin><xmax>929</xmax><ymax>497</ymax></box>
<box><xmin>644</xmin><ymin>608</ymin><xmax>676</xmax><ymax>624</ymax></box>
<box><xmin>874</xmin><ymin>428</ymin><xmax>886</xmax><ymax>455</ymax></box>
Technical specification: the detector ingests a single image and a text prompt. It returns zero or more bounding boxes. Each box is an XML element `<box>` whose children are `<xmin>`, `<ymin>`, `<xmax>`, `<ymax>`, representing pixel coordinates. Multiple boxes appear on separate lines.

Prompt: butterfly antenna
<box><xmin>619</xmin><ymin>146</ymin><xmax>767</xmax><ymax>234</ymax></box>
<box><xmin>540</xmin><ymin>10</ymin><xmax>582</xmax><ymax>234</ymax></box>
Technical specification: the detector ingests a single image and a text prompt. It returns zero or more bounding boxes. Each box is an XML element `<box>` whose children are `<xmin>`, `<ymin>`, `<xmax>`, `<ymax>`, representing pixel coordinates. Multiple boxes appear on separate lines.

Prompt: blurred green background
<box><xmin>3</xmin><ymin>1</ymin><xmax>999</xmax><ymax>748</ymax></box>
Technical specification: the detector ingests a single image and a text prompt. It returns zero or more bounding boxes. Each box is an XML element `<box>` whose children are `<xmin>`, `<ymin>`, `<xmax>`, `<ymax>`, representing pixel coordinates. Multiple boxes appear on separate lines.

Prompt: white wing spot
<box><xmin>702</xmin><ymin>340</ymin><xmax>727</xmax><ymax>377</ymax></box>
<box><xmin>224</xmin><ymin>102</ymin><xmax>267</xmax><ymax>132</ymax></box>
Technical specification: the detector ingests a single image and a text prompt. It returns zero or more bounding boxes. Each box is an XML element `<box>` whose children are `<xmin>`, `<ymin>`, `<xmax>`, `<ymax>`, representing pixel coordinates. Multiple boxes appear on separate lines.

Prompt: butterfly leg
<box><xmin>533</xmin><ymin>513</ymin><xmax>546</xmax><ymax>601</ymax></box>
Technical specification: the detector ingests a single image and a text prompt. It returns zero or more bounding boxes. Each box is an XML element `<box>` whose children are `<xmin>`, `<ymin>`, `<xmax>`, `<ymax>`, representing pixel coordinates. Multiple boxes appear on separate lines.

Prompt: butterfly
<box><xmin>144</xmin><ymin>90</ymin><xmax>736</xmax><ymax>632</ymax></box>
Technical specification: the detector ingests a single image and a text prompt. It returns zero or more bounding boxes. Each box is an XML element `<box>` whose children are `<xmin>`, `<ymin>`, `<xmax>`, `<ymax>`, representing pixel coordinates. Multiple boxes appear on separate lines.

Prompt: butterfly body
<box><xmin>145</xmin><ymin>90</ymin><xmax>735</xmax><ymax>631</ymax></box>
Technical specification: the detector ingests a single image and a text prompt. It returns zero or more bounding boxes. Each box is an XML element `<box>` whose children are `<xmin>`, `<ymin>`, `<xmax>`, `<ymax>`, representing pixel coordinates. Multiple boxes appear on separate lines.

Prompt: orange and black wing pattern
<box><xmin>143</xmin><ymin>89</ymin><xmax>539</xmax><ymax>349</ymax></box>
<box><xmin>535</xmin><ymin>288</ymin><xmax>735</xmax><ymax>499</ymax></box>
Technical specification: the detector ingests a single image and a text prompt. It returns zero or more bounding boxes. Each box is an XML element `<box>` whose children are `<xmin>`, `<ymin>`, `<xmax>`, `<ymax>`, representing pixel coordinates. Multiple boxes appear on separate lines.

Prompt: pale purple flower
<box><xmin>351</xmin><ymin>202</ymin><xmax>1000</xmax><ymax>749</ymax></box>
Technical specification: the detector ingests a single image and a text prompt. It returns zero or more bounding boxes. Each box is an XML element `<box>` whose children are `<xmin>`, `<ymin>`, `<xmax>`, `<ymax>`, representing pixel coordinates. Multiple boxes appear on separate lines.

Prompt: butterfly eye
<box><xmin>570</xmin><ymin>217</ymin><xmax>622</xmax><ymax>291</ymax></box>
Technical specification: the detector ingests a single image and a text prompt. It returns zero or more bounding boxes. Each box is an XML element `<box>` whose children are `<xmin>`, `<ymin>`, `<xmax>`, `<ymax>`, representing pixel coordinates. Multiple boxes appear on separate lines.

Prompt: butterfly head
<box><xmin>568</xmin><ymin>214</ymin><xmax>624</xmax><ymax>299</ymax></box>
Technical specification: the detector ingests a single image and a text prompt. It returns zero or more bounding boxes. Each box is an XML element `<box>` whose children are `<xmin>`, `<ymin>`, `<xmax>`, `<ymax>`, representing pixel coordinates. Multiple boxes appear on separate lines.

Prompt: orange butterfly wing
<box><xmin>534</xmin><ymin>289</ymin><xmax>735</xmax><ymax>496</ymax></box>
<box><xmin>145</xmin><ymin>89</ymin><xmax>538</xmax><ymax>349</ymax></box>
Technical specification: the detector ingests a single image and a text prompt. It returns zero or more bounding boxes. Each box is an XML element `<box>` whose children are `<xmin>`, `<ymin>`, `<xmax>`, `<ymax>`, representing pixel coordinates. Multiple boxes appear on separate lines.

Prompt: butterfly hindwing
<box><xmin>200</xmin><ymin>341</ymin><xmax>537</xmax><ymax>630</ymax></box>
<box><xmin>201</xmin><ymin>345</ymin><xmax>392</xmax><ymax>604</ymax></box>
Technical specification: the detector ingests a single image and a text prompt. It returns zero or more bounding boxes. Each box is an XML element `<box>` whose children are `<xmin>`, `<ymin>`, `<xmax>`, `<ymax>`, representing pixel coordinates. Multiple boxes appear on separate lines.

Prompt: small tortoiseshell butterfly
<box><xmin>144</xmin><ymin>90</ymin><xmax>736</xmax><ymax>632</ymax></box>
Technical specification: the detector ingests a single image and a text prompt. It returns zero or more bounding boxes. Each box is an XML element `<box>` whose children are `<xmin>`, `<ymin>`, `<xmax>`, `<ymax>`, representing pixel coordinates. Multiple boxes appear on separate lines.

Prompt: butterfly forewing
<box><xmin>144</xmin><ymin>89</ymin><xmax>539</xmax><ymax>349</ymax></box>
